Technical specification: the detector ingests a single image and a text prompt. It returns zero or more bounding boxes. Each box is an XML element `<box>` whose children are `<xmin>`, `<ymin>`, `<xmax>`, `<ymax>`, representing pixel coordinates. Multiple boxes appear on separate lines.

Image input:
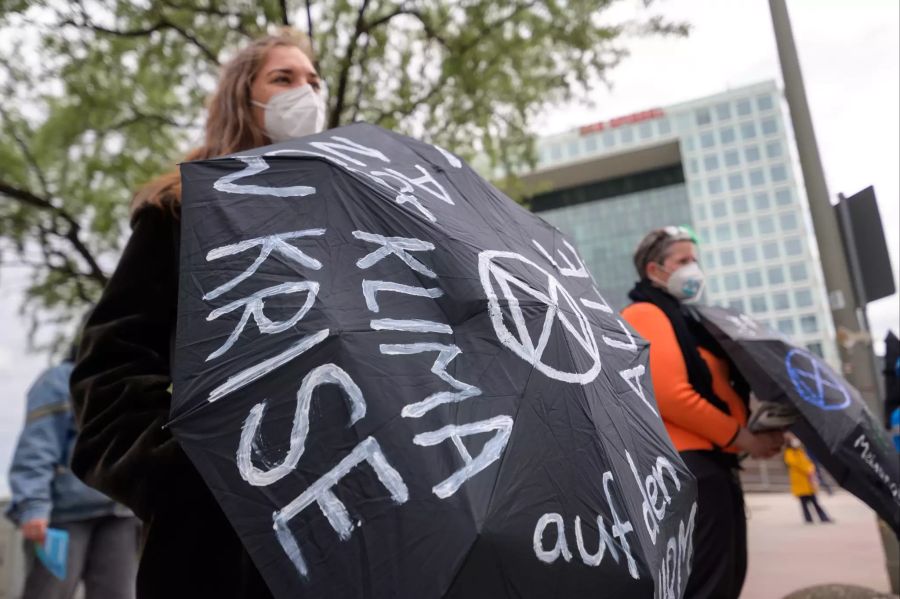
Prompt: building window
<box><xmin>720</xmin><ymin>248</ymin><xmax>737</xmax><ymax>266</ymax></box>
<box><xmin>778</xmin><ymin>318</ymin><xmax>795</xmax><ymax>335</ymax></box>
<box><xmin>729</xmin><ymin>298</ymin><xmax>745</xmax><ymax>313</ymax></box>
<box><xmin>658</xmin><ymin>119</ymin><xmax>672</xmax><ymax>135</ymax></box>
<box><xmin>736</xmin><ymin>219</ymin><xmax>753</xmax><ymax>239</ymax></box>
<box><xmin>762</xmin><ymin>241</ymin><xmax>780</xmax><ymax>259</ymax></box>
<box><xmin>723</xmin><ymin>149</ymin><xmax>740</xmax><ymax>167</ymax></box>
<box><xmin>740</xmin><ymin>122</ymin><xmax>757</xmax><ymax>140</ymax></box>
<box><xmin>800</xmin><ymin>315</ymin><xmax>818</xmax><ymax>334</ymax></box>
<box><xmin>700</xmin><ymin>131</ymin><xmax>716</xmax><ymax>148</ymax></box>
<box><xmin>567</xmin><ymin>140</ymin><xmax>579</xmax><ymax>157</ymax></box>
<box><xmin>779</xmin><ymin>212</ymin><xmax>798</xmax><ymax>231</ymax></box>
<box><xmin>716</xmin><ymin>102</ymin><xmax>732</xmax><ymax>120</ymax></box>
<box><xmin>584</xmin><ymin>135</ymin><xmax>598</xmax><ymax>152</ymax></box>
<box><xmin>758</xmin><ymin>215</ymin><xmax>775</xmax><ymax>235</ymax></box>
<box><xmin>639</xmin><ymin>122</ymin><xmax>653</xmax><ymax>139</ymax></box>
<box><xmin>736</xmin><ymin>98</ymin><xmax>752</xmax><ymax>116</ymax></box>
<box><xmin>768</xmin><ymin>266</ymin><xmax>785</xmax><ymax>285</ymax></box>
<box><xmin>704</xmin><ymin>154</ymin><xmax>720</xmax><ymax>171</ymax></box>
<box><xmin>761</xmin><ymin>118</ymin><xmax>778</xmax><ymax>135</ymax></box>
<box><xmin>720</xmin><ymin>127</ymin><xmax>736</xmax><ymax>145</ymax></box>
<box><xmin>773</xmin><ymin>292</ymin><xmax>790</xmax><ymax>311</ymax></box>
<box><xmin>749</xmin><ymin>169</ymin><xmax>765</xmax><ymax>187</ymax></box>
<box><xmin>707</xmin><ymin>177</ymin><xmax>723</xmax><ymax>195</ymax></box>
<box><xmin>703</xmin><ymin>251</ymin><xmax>716</xmax><ymax>268</ymax></box>
<box><xmin>789</xmin><ymin>263</ymin><xmax>808</xmax><ymax>281</ymax></box>
<box><xmin>716</xmin><ymin>223</ymin><xmax>733</xmax><ymax>242</ymax></box>
<box><xmin>806</xmin><ymin>342</ymin><xmax>824</xmax><ymax>357</ymax></box>
<box><xmin>795</xmin><ymin>289</ymin><xmax>813</xmax><ymax>308</ymax></box>
<box><xmin>724</xmin><ymin>273</ymin><xmax>742</xmax><ymax>291</ymax></box>
<box><xmin>753</xmin><ymin>192</ymin><xmax>771</xmax><ymax>210</ymax></box>
<box><xmin>708</xmin><ymin>276</ymin><xmax>720</xmax><ymax>293</ymax></box>
<box><xmin>728</xmin><ymin>173</ymin><xmax>745</xmax><ymax>191</ymax></box>
<box><xmin>746</xmin><ymin>270</ymin><xmax>763</xmax><ymax>288</ymax></box>
<box><xmin>766</xmin><ymin>141</ymin><xmax>783</xmax><ymax>159</ymax></box>
<box><xmin>775</xmin><ymin>188</ymin><xmax>793</xmax><ymax>205</ymax></box>
<box><xmin>696</xmin><ymin>108</ymin><xmax>712</xmax><ymax>126</ymax></box>
<box><xmin>698</xmin><ymin>227</ymin><xmax>711</xmax><ymax>244</ymax></box>
<box><xmin>711</xmin><ymin>199</ymin><xmax>728</xmax><ymax>218</ymax></box>
<box><xmin>750</xmin><ymin>295</ymin><xmax>768</xmax><ymax>313</ymax></box>
<box><xmin>784</xmin><ymin>237</ymin><xmax>803</xmax><ymax>256</ymax></box>
<box><xmin>732</xmin><ymin>195</ymin><xmax>749</xmax><ymax>214</ymax></box>
<box><xmin>620</xmin><ymin>127</ymin><xmax>634</xmax><ymax>144</ymax></box>
<box><xmin>691</xmin><ymin>181</ymin><xmax>703</xmax><ymax>197</ymax></box>
<box><xmin>744</xmin><ymin>145</ymin><xmax>761</xmax><ymax>162</ymax></box>
<box><xmin>770</xmin><ymin>164</ymin><xmax>788</xmax><ymax>182</ymax></box>
<box><xmin>757</xmin><ymin>94</ymin><xmax>774</xmax><ymax>112</ymax></box>
<box><xmin>694</xmin><ymin>203</ymin><xmax>707</xmax><ymax>220</ymax></box>
<box><xmin>603</xmin><ymin>131</ymin><xmax>616</xmax><ymax>148</ymax></box>
<box><xmin>741</xmin><ymin>245</ymin><xmax>758</xmax><ymax>263</ymax></box>
<box><xmin>688</xmin><ymin>158</ymin><xmax>700</xmax><ymax>174</ymax></box>
<box><xmin>549</xmin><ymin>144</ymin><xmax>562</xmax><ymax>160</ymax></box>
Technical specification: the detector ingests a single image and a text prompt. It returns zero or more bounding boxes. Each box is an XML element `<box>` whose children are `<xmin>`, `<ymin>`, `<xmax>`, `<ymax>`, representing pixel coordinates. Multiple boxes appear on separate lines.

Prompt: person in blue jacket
<box><xmin>6</xmin><ymin>352</ymin><xmax>140</xmax><ymax>599</ymax></box>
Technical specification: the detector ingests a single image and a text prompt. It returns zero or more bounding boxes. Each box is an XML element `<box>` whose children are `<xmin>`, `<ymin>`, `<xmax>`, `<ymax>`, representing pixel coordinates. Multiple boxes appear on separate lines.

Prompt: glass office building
<box><xmin>523</xmin><ymin>80</ymin><xmax>839</xmax><ymax>367</ymax></box>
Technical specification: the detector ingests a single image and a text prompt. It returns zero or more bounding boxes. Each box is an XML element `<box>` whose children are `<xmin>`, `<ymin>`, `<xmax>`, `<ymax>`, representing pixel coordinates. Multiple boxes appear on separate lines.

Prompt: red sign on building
<box><xmin>578</xmin><ymin>108</ymin><xmax>665</xmax><ymax>136</ymax></box>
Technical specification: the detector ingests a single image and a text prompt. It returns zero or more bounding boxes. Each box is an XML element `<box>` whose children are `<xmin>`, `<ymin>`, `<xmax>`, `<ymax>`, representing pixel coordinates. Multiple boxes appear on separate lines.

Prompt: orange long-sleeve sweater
<box><xmin>622</xmin><ymin>302</ymin><xmax>747</xmax><ymax>453</ymax></box>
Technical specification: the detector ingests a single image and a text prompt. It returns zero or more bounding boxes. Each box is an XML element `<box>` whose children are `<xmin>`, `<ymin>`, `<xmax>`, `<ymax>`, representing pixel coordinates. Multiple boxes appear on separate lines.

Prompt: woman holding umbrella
<box><xmin>69</xmin><ymin>29</ymin><xmax>326</xmax><ymax>599</ymax></box>
<box><xmin>622</xmin><ymin>226</ymin><xmax>785</xmax><ymax>599</ymax></box>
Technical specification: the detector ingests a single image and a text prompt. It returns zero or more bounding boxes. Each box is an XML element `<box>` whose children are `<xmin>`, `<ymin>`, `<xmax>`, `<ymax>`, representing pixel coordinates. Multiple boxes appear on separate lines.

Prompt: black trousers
<box><xmin>799</xmin><ymin>494</ymin><xmax>831</xmax><ymax>522</ymax></box>
<box><xmin>680</xmin><ymin>451</ymin><xmax>747</xmax><ymax>599</ymax></box>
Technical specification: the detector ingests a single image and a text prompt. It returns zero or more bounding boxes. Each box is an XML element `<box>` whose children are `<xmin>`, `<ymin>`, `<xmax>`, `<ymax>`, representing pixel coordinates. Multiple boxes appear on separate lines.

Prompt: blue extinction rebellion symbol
<box><xmin>785</xmin><ymin>348</ymin><xmax>850</xmax><ymax>411</ymax></box>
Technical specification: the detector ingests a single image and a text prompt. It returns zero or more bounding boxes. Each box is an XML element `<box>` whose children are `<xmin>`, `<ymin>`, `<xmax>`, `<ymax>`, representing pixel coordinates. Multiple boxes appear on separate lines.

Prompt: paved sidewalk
<box><xmin>742</xmin><ymin>492</ymin><xmax>896</xmax><ymax>599</ymax></box>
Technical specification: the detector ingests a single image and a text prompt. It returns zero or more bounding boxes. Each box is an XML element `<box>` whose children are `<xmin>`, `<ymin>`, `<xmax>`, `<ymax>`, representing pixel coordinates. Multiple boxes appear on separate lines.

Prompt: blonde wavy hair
<box><xmin>132</xmin><ymin>29</ymin><xmax>315</xmax><ymax>214</ymax></box>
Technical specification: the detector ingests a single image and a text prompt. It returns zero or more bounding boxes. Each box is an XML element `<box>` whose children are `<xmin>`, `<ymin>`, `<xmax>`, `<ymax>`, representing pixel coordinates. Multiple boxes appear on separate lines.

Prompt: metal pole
<box><xmin>768</xmin><ymin>0</ymin><xmax>882</xmax><ymax>414</ymax></box>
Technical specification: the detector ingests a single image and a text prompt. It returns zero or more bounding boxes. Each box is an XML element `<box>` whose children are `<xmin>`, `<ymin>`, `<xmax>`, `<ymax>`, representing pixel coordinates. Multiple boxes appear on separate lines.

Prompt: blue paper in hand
<box><xmin>35</xmin><ymin>528</ymin><xmax>69</xmax><ymax>580</ymax></box>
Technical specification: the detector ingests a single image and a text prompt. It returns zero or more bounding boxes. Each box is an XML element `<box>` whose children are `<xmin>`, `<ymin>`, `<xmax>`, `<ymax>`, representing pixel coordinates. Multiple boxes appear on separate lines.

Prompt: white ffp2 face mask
<box><xmin>653</xmin><ymin>261</ymin><xmax>706</xmax><ymax>302</ymax></box>
<box><xmin>253</xmin><ymin>83</ymin><xmax>327</xmax><ymax>143</ymax></box>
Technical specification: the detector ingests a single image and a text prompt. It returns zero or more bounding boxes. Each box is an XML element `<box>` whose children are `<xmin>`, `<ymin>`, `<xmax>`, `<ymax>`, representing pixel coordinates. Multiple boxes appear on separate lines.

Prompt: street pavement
<box><xmin>742</xmin><ymin>491</ymin><xmax>897</xmax><ymax>599</ymax></box>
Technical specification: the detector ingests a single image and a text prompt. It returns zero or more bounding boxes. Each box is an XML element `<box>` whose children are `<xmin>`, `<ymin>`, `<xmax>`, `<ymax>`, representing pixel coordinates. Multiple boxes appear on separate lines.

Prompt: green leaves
<box><xmin>0</xmin><ymin>0</ymin><xmax>687</xmax><ymax>351</ymax></box>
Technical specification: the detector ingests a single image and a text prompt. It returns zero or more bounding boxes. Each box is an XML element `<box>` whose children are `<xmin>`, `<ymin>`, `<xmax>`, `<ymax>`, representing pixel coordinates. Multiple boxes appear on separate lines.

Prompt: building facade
<box><xmin>523</xmin><ymin>80</ymin><xmax>839</xmax><ymax>367</ymax></box>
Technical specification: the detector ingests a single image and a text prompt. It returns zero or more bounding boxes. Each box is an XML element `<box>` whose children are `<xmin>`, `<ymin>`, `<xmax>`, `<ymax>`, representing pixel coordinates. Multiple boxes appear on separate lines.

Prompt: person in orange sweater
<box><xmin>622</xmin><ymin>226</ymin><xmax>784</xmax><ymax>599</ymax></box>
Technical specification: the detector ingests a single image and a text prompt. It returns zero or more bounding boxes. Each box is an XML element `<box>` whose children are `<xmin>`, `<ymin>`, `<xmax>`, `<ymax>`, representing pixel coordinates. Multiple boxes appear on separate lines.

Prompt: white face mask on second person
<box><xmin>655</xmin><ymin>261</ymin><xmax>706</xmax><ymax>302</ymax></box>
<box><xmin>253</xmin><ymin>83</ymin><xmax>327</xmax><ymax>143</ymax></box>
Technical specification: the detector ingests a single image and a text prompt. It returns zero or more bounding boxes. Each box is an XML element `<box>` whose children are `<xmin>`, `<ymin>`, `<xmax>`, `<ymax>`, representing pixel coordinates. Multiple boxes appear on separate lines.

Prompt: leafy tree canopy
<box><xmin>0</xmin><ymin>0</ymin><xmax>687</xmax><ymax>351</ymax></box>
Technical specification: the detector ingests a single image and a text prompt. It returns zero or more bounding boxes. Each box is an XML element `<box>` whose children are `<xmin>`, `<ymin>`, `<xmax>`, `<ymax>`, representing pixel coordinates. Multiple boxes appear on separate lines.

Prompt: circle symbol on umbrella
<box><xmin>785</xmin><ymin>348</ymin><xmax>850</xmax><ymax>411</ymax></box>
<box><xmin>478</xmin><ymin>250</ymin><xmax>601</xmax><ymax>384</ymax></box>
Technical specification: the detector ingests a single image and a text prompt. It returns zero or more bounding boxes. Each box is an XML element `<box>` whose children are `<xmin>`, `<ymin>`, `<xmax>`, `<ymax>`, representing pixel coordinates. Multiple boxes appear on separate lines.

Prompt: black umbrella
<box><xmin>883</xmin><ymin>331</ymin><xmax>899</xmax><ymax>426</ymax></box>
<box><xmin>695</xmin><ymin>305</ymin><xmax>900</xmax><ymax>535</ymax></box>
<box><xmin>169</xmin><ymin>123</ymin><xmax>697</xmax><ymax>598</ymax></box>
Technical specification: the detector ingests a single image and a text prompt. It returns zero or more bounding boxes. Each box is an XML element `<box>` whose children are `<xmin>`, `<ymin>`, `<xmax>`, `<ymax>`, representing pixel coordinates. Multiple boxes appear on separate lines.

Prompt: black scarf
<box><xmin>628</xmin><ymin>279</ymin><xmax>749</xmax><ymax>419</ymax></box>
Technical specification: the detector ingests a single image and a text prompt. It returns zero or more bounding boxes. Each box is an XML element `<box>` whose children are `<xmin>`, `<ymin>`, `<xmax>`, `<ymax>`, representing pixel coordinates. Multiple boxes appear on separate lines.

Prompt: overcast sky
<box><xmin>0</xmin><ymin>0</ymin><xmax>897</xmax><ymax>496</ymax></box>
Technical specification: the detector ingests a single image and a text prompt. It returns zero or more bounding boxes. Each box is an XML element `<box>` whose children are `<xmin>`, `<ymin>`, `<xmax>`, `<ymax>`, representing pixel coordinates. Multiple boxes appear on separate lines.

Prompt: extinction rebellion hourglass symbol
<box><xmin>785</xmin><ymin>348</ymin><xmax>851</xmax><ymax>411</ymax></box>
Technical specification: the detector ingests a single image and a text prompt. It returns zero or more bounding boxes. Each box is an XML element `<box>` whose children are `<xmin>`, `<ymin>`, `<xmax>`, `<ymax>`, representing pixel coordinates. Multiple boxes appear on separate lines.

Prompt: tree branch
<box><xmin>0</xmin><ymin>181</ymin><xmax>108</xmax><ymax>286</ymax></box>
<box><xmin>279</xmin><ymin>0</ymin><xmax>291</xmax><ymax>25</ymax></box>
<box><xmin>0</xmin><ymin>105</ymin><xmax>52</xmax><ymax>199</ymax></box>
<box><xmin>364</xmin><ymin>8</ymin><xmax>448</xmax><ymax>47</ymax></box>
<box><xmin>61</xmin><ymin>13</ymin><xmax>219</xmax><ymax>65</ymax></box>
<box><xmin>330</xmin><ymin>0</ymin><xmax>372</xmax><ymax>128</ymax></box>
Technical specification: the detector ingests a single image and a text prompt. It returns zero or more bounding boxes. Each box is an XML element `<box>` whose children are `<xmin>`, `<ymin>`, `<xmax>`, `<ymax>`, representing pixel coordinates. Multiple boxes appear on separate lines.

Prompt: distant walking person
<box><xmin>783</xmin><ymin>435</ymin><xmax>832</xmax><ymax>524</ymax></box>
<box><xmin>6</xmin><ymin>353</ymin><xmax>139</xmax><ymax>599</ymax></box>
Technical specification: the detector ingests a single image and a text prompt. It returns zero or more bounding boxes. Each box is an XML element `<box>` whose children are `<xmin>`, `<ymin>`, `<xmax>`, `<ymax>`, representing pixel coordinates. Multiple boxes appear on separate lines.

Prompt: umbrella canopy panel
<box><xmin>171</xmin><ymin>124</ymin><xmax>698</xmax><ymax>598</ymax></box>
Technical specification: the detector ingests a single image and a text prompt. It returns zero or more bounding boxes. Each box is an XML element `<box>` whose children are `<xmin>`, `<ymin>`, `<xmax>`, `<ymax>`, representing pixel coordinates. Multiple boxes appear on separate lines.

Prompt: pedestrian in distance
<box><xmin>621</xmin><ymin>225</ymin><xmax>785</xmax><ymax>599</ymax></box>
<box><xmin>7</xmin><ymin>346</ymin><xmax>139</xmax><ymax>599</ymax></box>
<box><xmin>69</xmin><ymin>29</ymin><xmax>327</xmax><ymax>599</ymax></box>
<box><xmin>783</xmin><ymin>434</ymin><xmax>832</xmax><ymax>524</ymax></box>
